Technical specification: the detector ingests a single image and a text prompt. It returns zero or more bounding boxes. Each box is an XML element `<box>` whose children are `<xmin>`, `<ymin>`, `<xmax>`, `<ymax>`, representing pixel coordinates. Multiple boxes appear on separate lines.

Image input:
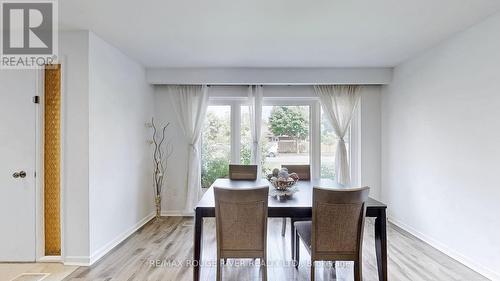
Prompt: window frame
<box><xmin>206</xmin><ymin>95</ymin><xmax>359</xmax><ymax>181</ymax></box>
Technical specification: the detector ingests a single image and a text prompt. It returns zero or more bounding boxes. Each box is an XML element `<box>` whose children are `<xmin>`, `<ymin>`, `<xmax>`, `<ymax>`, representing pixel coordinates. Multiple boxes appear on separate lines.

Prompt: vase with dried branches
<box><xmin>151</xmin><ymin>118</ymin><xmax>173</xmax><ymax>221</ymax></box>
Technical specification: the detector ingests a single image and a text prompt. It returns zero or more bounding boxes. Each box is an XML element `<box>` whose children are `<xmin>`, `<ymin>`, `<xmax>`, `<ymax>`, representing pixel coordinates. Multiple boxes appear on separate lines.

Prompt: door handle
<box><xmin>13</xmin><ymin>171</ymin><xmax>27</xmax><ymax>178</ymax></box>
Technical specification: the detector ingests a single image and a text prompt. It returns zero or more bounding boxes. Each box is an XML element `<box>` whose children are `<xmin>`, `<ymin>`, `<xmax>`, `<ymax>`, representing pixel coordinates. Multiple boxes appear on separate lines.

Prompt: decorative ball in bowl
<box><xmin>270</xmin><ymin>177</ymin><xmax>298</xmax><ymax>191</ymax></box>
<box><xmin>267</xmin><ymin>168</ymin><xmax>299</xmax><ymax>191</ymax></box>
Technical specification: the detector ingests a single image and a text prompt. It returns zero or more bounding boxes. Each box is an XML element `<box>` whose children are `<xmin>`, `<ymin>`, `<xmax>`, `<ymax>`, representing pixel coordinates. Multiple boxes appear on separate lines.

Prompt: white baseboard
<box><xmin>38</xmin><ymin>255</ymin><xmax>62</xmax><ymax>263</ymax></box>
<box><xmin>64</xmin><ymin>212</ymin><xmax>155</xmax><ymax>267</ymax></box>
<box><xmin>89</xmin><ymin>212</ymin><xmax>155</xmax><ymax>265</ymax></box>
<box><xmin>389</xmin><ymin>216</ymin><xmax>500</xmax><ymax>281</ymax></box>
<box><xmin>161</xmin><ymin>210</ymin><xmax>194</xmax><ymax>217</ymax></box>
<box><xmin>64</xmin><ymin>256</ymin><xmax>90</xmax><ymax>266</ymax></box>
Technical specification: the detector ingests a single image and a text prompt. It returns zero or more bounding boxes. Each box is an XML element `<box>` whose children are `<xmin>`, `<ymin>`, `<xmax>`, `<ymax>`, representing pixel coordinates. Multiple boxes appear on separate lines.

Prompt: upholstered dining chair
<box><xmin>214</xmin><ymin>185</ymin><xmax>269</xmax><ymax>281</ymax></box>
<box><xmin>228</xmin><ymin>164</ymin><xmax>258</xmax><ymax>180</ymax></box>
<box><xmin>281</xmin><ymin>164</ymin><xmax>311</xmax><ymax>181</ymax></box>
<box><xmin>294</xmin><ymin>186</ymin><xmax>370</xmax><ymax>281</ymax></box>
<box><xmin>280</xmin><ymin>164</ymin><xmax>311</xmax><ymax>236</ymax></box>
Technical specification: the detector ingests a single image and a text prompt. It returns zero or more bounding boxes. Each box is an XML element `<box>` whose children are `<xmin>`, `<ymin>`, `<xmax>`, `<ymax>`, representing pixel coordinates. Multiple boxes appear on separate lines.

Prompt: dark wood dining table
<box><xmin>193</xmin><ymin>178</ymin><xmax>388</xmax><ymax>281</ymax></box>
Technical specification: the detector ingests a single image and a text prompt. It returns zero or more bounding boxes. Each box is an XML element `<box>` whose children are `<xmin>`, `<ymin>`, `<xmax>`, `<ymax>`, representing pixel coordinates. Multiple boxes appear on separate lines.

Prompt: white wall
<box><xmin>154</xmin><ymin>85</ymin><xmax>382</xmax><ymax>213</ymax></box>
<box><xmin>59</xmin><ymin>31</ymin><xmax>91</xmax><ymax>263</ymax></box>
<box><xmin>360</xmin><ymin>87</ymin><xmax>382</xmax><ymax>200</ymax></box>
<box><xmin>88</xmin><ymin>32</ymin><xmax>155</xmax><ymax>262</ymax></box>
<box><xmin>381</xmin><ymin>12</ymin><xmax>500</xmax><ymax>280</ymax></box>
<box><xmin>60</xmin><ymin>31</ymin><xmax>156</xmax><ymax>265</ymax></box>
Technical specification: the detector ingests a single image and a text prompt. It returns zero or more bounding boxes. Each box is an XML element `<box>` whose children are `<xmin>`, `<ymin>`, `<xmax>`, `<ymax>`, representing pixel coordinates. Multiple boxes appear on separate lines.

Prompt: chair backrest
<box><xmin>311</xmin><ymin>186</ymin><xmax>370</xmax><ymax>261</ymax></box>
<box><xmin>214</xmin><ymin>185</ymin><xmax>269</xmax><ymax>258</ymax></box>
<box><xmin>229</xmin><ymin>164</ymin><xmax>258</xmax><ymax>180</ymax></box>
<box><xmin>281</xmin><ymin>164</ymin><xmax>311</xmax><ymax>180</ymax></box>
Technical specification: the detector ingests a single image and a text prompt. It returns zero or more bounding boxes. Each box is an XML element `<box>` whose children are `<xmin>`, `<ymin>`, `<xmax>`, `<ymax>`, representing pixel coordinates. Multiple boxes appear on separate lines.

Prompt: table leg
<box><xmin>193</xmin><ymin>208</ymin><xmax>203</xmax><ymax>281</ymax></box>
<box><xmin>290</xmin><ymin>218</ymin><xmax>295</xmax><ymax>259</ymax></box>
<box><xmin>374</xmin><ymin>209</ymin><xmax>387</xmax><ymax>281</ymax></box>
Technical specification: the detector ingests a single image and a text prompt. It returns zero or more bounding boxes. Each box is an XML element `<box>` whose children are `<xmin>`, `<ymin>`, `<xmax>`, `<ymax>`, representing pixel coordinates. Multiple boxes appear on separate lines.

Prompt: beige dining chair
<box><xmin>214</xmin><ymin>185</ymin><xmax>269</xmax><ymax>281</ymax></box>
<box><xmin>281</xmin><ymin>164</ymin><xmax>311</xmax><ymax>180</ymax></box>
<box><xmin>228</xmin><ymin>164</ymin><xmax>258</xmax><ymax>180</ymax></box>
<box><xmin>294</xmin><ymin>186</ymin><xmax>370</xmax><ymax>281</ymax></box>
<box><xmin>280</xmin><ymin>164</ymin><xmax>311</xmax><ymax>237</ymax></box>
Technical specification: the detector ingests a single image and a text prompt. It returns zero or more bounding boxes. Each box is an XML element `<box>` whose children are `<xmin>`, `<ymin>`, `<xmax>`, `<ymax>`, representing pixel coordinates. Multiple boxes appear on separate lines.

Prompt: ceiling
<box><xmin>59</xmin><ymin>0</ymin><xmax>500</xmax><ymax>68</ymax></box>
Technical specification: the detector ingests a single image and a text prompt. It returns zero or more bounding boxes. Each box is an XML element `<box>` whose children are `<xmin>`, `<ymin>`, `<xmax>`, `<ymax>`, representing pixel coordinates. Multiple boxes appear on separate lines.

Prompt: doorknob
<box><xmin>13</xmin><ymin>171</ymin><xmax>27</xmax><ymax>178</ymax></box>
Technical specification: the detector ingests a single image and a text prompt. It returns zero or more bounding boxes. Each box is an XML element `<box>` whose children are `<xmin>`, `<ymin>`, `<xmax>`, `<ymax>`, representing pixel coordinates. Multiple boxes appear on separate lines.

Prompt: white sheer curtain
<box><xmin>168</xmin><ymin>85</ymin><xmax>209</xmax><ymax>213</ymax></box>
<box><xmin>314</xmin><ymin>85</ymin><xmax>360</xmax><ymax>185</ymax></box>
<box><xmin>248</xmin><ymin>85</ymin><xmax>263</xmax><ymax>177</ymax></box>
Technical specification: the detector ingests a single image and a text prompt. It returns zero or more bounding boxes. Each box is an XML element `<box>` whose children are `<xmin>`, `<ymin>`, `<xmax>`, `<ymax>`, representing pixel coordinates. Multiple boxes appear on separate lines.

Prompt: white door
<box><xmin>0</xmin><ymin>70</ymin><xmax>37</xmax><ymax>261</ymax></box>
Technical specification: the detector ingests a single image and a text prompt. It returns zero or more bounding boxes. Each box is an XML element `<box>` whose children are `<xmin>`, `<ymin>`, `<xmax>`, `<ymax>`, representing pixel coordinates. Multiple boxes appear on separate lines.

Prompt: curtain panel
<box><xmin>168</xmin><ymin>85</ymin><xmax>209</xmax><ymax>213</ymax></box>
<box><xmin>314</xmin><ymin>85</ymin><xmax>360</xmax><ymax>185</ymax></box>
<box><xmin>248</xmin><ymin>85</ymin><xmax>263</xmax><ymax>178</ymax></box>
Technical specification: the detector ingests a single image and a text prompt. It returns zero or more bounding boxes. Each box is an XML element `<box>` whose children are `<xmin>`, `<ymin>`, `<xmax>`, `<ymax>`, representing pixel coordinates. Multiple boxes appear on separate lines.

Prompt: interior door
<box><xmin>0</xmin><ymin>69</ymin><xmax>37</xmax><ymax>261</ymax></box>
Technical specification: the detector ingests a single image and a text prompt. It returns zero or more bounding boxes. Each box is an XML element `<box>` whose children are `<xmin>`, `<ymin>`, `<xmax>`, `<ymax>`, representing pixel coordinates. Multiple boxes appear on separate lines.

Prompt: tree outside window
<box><xmin>261</xmin><ymin>106</ymin><xmax>310</xmax><ymax>175</ymax></box>
<box><xmin>201</xmin><ymin>107</ymin><xmax>230</xmax><ymax>188</ymax></box>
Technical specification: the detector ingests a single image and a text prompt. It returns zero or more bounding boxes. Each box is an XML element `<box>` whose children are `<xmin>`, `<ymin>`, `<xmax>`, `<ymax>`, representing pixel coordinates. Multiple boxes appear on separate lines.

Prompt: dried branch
<box><xmin>151</xmin><ymin>118</ymin><xmax>172</xmax><ymax>198</ymax></box>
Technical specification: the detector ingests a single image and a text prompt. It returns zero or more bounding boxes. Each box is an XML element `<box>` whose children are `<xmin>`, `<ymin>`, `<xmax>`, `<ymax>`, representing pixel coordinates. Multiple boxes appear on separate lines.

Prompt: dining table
<box><xmin>193</xmin><ymin>178</ymin><xmax>388</xmax><ymax>281</ymax></box>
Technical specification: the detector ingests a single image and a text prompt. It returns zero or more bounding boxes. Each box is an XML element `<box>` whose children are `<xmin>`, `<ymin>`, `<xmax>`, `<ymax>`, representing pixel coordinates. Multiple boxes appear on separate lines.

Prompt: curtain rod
<box><xmin>206</xmin><ymin>85</ymin><xmax>264</xmax><ymax>87</ymax></box>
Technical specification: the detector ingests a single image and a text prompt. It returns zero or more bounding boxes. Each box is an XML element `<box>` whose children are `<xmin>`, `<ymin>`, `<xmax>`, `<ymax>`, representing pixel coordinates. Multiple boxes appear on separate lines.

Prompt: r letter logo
<box><xmin>1</xmin><ymin>1</ymin><xmax>58</xmax><ymax>69</ymax></box>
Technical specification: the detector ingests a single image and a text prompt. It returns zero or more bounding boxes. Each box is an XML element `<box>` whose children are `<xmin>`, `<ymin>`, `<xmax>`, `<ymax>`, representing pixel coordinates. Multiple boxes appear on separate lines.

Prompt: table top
<box><xmin>196</xmin><ymin>178</ymin><xmax>387</xmax><ymax>209</ymax></box>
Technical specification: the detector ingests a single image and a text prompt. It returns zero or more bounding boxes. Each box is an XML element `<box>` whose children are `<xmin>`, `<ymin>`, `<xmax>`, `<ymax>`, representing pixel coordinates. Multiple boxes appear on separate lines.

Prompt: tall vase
<box><xmin>155</xmin><ymin>195</ymin><xmax>161</xmax><ymax>221</ymax></box>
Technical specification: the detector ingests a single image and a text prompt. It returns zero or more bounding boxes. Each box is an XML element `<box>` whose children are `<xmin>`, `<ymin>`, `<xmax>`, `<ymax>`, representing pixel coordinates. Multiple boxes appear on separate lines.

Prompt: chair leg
<box><xmin>262</xmin><ymin>257</ymin><xmax>268</xmax><ymax>281</ymax></box>
<box><xmin>354</xmin><ymin>260</ymin><xmax>362</xmax><ymax>281</ymax></box>
<box><xmin>294</xmin><ymin>230</ymin><xmax>300</xmax><ymax>269</ymax></box>
<box><xmin>311</xmin><ymin>260</ymin><xmax>315</xmax><ymax>281</ymax></box>
<box><xmin>216</xmin><ymin>258</ymin><xmax>221</xmax><ymax>281</ymax></box>
<box><xmin>290</xmin><ymin>218</ymin><xmax>296</xmax><ymax>258</ymax></box>
<box><xmin>281</xmin><ymin>218</ymin><xmax>287</xmax><ymax>236</ymax></box>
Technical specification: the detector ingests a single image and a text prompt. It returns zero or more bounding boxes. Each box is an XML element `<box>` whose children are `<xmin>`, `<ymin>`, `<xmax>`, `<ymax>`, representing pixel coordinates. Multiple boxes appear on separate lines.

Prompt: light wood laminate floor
<box><xmin>0</xmin><ymin>263</ymin><xmax>77</xmax><ymax>281</ymax></box>
<box><xmin>64</xmin><ymin>217</ymin><xmax>487</xmax><ymax>281</ymax></box>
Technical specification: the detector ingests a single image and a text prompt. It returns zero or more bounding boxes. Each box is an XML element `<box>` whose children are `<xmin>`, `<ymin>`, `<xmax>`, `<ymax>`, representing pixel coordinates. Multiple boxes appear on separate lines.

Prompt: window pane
<box><xmin>201</xmin><ymin>106</ymin><xmax>231</xmax><ymax>188</ymax></box>
<box><xmin>261</xmin><ymin>105</ymin><xmax>310</xmax><ymax>176</ymax></box>
<box><xmin>320</xmin><ymin>109</ymin><xmax>350</xmax><ymax>180</ymax></box>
